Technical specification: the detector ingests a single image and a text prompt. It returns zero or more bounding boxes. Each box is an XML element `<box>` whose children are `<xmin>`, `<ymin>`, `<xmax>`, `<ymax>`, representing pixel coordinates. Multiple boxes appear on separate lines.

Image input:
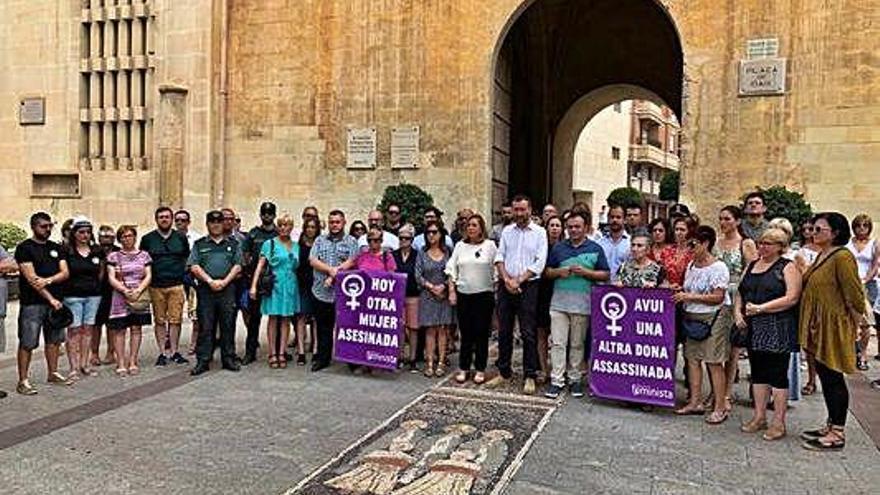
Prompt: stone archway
<box><xmin>490</xmin><ymin>0</ymin><xmax>684</xmax><ymax>214</ymax></box>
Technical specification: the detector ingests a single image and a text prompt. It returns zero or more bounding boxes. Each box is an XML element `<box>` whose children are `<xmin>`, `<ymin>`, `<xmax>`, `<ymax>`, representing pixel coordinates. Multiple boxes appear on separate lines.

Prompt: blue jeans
<box><xmin>63</xmin><ymin>296</ymin><xmax>102</xmax><ymax>327</ymax></box>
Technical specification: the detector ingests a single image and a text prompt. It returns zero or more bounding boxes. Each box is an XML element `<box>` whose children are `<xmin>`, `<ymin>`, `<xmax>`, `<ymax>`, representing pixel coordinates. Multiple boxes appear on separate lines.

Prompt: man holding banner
<box><xmin>309</xmin><ymin>210</ymin><xmax>358</xmax><ymax>372</ymax></box>
<box><xmin>543</xmin><ymin>211</ymin><xmax>610</xmax><ymax>399</ymax></box>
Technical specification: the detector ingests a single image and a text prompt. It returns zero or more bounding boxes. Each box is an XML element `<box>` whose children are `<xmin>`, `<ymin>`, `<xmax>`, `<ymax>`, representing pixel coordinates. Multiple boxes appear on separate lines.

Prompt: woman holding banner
<box><xmin>355</xmin><ymin>227</ymin><xmax>397</xmax><ymax>273</ymax></box>
<box><xmin>673</xmin><ymin>226</ymin><xmax>731</xmax><ymax>424</ymax></box>
<box><xmin>446</xmin><ymin>214</ymin><xmax>497</xmax><ymax>385</ymax></box>
<box><xmin>735</xmin><ymin>227</ymin><xmax>802</xmax><ymax>441</ymax></box>
<box><xmin>249</xmin><ymin>214</ymin><xmax>300</xmax><ymax>369</ymax></box>
<box><xmin>615</xmin><ymin>231</ymin><xmax>664</xmax><ymax>288</ymax></box>
<box><xmin>393</xmin><ymin>224</ymin><xmax>421</xmax><ymax>372</ymax></box>
<box><xmin>416</xmin><ymin>221</ymin><xmax>454</xmax><ymax>378</ymax></box>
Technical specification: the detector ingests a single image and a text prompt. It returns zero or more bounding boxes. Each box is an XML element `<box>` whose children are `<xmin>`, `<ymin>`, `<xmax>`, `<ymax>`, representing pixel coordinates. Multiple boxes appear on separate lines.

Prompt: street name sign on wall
<box><xmin>738</xmin><ymin>58</ymin><xmax>786</xmax><ymax>96</ymax></box>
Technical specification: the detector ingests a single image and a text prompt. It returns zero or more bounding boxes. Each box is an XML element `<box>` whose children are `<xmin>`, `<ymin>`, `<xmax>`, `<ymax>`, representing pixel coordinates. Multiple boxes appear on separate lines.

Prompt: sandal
<box><xmin>741</xmin><ymin>418</ymin><xmax>768</xmax><ymax>433</ymax></box>
<box><xmin>724</xmin><ymin>396</ymin><xmax>733</xmax><ymax>413</ymax></box>
<box><xmin>674</xmin><ymin>404</ymin><xmax>706</xmax><ymax>416</ymax></box>
<box><xmin>423</xmin><ymin>362</ymin><xmax>435</xmax><ymax>378</ymax></box>
<box><xmin>473</xmin><ymin>372</ymin><xmax>485</xmax><ymax>385</ymax></box>
<box><xmin>454</xmin><ymin>371</ymin><xmax>468</xmax><ymax>384</ymax></box>
<box><xmin>269</xmin><ymin>355</ymin><xmax>279</xmax><ymax>369</ymax></box>
<box><xmin>434</xmin><ymin>364</ymin><xmax>447</xmax><ymax>377</ymax></box>
<box><xmin>705</xmin><ymin>410</ymin><xmax>729</xmax><ymax>425</ymax></box>
<box><xmin>115</xmin><ymin>367</ymin><xmax>128</xmax><ymax>377</ymax></box>
<box><xmin>800</xmin><ymin>424</ymin><xmax>831</xmax><ymax>441</ymax></box>
<box><xmin>278</xmin><ymin>356</ymin><xmax>288</xmax><ymax>369</ymax></box>
<box><xmin>80</xmin><ymin>367</ymin><xmax>98</xmax><ymax>377</ymax></box>
<box><xmin>801</xmin><ymin>382</ymin><xmax>816</xmax><ymax>396</ymax></box>
<box><xmin>128</xmin><ymin>365</ymin><xmax>140</xmax><ymax>376</ymax></box>
<box><xmin>802</xmin><ymin>427</ymin><xmax>845</xmax><ymax>451</ymax></box>
<box><xmin>763</xmin><ymin>422</ymin><xmax>786</xmax><ymax>441</ymax></box>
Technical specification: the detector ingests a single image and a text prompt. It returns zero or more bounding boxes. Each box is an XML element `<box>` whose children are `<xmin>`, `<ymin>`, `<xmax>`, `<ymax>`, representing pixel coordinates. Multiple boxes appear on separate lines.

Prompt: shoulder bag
<box><xmin>682</xmin><ymin>310</ymin><xmax>720</xmax><ymax>341</ymax></box>
<box><xmin>257</xmin><ymin>239</ymin><xmax>276</xmax><ymax>297</ymax></box>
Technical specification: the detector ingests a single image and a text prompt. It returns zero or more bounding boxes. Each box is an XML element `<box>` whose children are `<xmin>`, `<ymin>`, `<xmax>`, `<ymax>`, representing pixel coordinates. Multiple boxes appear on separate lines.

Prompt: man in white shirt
<box><xmin>486</xmin><ymin>195</ymin><xmax>548</xmax><ymax>395</ymax></box>
<box><xmin>596</xmin><ymin>204</ymin><xmax>631</xmax><ymax>282</ymax></box>
<box><xmin>358</xmin><ymin>209</ymin><xmax>399</xmax><ymax>251</ymax></box>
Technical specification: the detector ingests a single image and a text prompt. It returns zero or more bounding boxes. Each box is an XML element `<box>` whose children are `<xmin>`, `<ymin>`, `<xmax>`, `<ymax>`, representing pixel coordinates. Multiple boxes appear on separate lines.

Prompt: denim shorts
<box><xmin>63</xmin><ymin>296</ymin><xmax>102</xmax><ymax>327</ymax></box>
<box><xmin>18</xmin><ymin>304</ymin><xmax>64</xmax><ymax>351</ymax></box>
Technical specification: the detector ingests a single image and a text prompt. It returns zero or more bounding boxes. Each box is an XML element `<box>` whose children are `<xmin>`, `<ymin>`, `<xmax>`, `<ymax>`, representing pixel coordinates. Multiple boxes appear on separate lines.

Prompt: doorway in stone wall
<box><xmin>490</xmin><ymin>0</ymin><xmax>684</xmax><ymax>218</ymax></box>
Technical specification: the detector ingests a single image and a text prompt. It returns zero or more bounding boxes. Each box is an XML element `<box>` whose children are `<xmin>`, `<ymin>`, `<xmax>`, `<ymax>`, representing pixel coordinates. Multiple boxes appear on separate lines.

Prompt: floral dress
<box><xmin>659</xmin><ymin>246</ymin><xmax>692</xmax><ymax>287</ymax></box>
<box><xmin>616</xmin><ymin>259</ymin><xmax>664</xmax><ymax>288</ymax></box>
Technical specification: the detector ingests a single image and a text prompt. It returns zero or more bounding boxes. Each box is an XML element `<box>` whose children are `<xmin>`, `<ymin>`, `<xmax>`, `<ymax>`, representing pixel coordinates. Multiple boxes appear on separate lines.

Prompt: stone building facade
<box><xmin>0</xmin><ymin>0</ymin><xmax>876</xmax><ymax>231</ymax></box>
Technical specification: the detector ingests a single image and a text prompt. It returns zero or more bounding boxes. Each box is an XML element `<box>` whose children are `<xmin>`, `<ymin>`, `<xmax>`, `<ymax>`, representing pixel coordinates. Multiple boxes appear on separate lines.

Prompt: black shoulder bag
<box><xmin>257</xmin><ymin>239</ymin><xmax>276</xmax><ymax>297</ymax></box>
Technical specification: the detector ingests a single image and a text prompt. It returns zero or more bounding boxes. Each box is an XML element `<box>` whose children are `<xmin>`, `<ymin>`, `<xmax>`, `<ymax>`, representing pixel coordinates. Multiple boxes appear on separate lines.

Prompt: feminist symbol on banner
<box><xmin>600</xmin><ymin>291</ymin><xmax>628</xmax><ymax>337</ymax></box>
<box><xmin>341</xmin><ymin>273</ymin><xmax>366</xmax><ymax>310</ymax></box>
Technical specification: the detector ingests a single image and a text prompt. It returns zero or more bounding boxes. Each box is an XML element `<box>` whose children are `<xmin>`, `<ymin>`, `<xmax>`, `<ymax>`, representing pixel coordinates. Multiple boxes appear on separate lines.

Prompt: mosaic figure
<box><xmin>390</xmin><ymin>429</ymin><xmax>514</xmax><ymax>495</ymax></box>
<box><xmin>397</xmin><ymin>423</ymin><xmax>477</xmax><ymax>486</ymax></box>
<box><xmin>324</xmin><ymin>419</ymin><xmax>428</xmax><ymax>495</ymax></box>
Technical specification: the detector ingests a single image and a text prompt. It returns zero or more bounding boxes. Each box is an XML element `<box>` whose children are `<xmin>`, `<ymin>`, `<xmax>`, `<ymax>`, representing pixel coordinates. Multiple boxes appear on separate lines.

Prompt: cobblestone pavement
<box><xmin>0</xmin><ymin>302</ymin><xmax>878</xmax><ymax>494</ymax></box>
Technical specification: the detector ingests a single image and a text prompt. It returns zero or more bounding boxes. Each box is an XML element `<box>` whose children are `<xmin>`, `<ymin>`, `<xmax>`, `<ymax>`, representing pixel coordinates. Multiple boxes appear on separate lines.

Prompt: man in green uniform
<box><xmin>188</xmin><ymin>210</ymin><xmax>243</xmax><ymax>375</ymax></box>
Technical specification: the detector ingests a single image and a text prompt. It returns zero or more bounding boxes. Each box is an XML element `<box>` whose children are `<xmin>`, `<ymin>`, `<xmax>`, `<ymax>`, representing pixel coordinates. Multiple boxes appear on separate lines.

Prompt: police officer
<box><xmin>240</xmin><ymin>201</ymin><xmax>278</xmax><ymax>364</ymax></box>
<box><xmin>188</xmin><ymin>210</ymin><xmax>243</xmax><ymax>375</ymax></box>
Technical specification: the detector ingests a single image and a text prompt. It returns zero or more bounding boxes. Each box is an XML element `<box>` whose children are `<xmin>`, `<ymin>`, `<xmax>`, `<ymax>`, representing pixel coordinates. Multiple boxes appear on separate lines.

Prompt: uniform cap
<box><xmin>260</xmin><ymin>202</ymin><xmax>277</xmax><ymax>215</ymax></box>
<box><xmin>206</xmin><ymin>210</ymin><xmax>224</xmax><ymax>223</ymax></box>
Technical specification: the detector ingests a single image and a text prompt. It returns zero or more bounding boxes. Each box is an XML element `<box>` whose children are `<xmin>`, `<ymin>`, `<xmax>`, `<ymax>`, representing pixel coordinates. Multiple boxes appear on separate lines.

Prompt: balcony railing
<box><xmin>632</xmin><ymin>101</ymin><xmax>667</xmax><ymax>124</ymax></box>
<box><xmin>629</xmin><ymin>144</ymin><xmax>680</xmax><ymax>171</ymax></box>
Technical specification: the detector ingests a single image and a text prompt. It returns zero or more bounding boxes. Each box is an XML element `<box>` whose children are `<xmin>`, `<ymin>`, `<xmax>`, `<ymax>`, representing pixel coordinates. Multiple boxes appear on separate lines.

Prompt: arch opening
<box><xmin>490</xmin><ymin>0</ymin><xmax>684</xmax><ymax>215</ymax></box>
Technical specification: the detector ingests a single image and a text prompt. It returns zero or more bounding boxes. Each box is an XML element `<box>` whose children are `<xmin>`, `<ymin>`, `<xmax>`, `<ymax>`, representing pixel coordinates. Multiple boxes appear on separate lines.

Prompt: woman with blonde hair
<box><xmin>249</xmin><ymin>213</ymin><xmax>300</xmax><ymax>369</ymax></box>
<box><xmin>736</xmin><ymin>227</ymin><xmax>802</xmax><ymax>440</ymax></box>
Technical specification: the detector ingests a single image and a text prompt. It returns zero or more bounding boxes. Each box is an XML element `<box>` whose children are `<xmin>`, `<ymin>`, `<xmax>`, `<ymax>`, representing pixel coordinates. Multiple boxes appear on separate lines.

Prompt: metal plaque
<box><xmin>738</xmin><ymin>58</ymin><xmax>786</xmax><ymax>96</ymax></box>
<box><xmin>391</xmin><ymin>126</ymin><xmax>420</xmax><ymax>169</ymax></box>
<box><xmin>346</xmin><ymin>127</ymin><xmax>377</xmax><ymax>169</ymax></box>
<box><xmin>20</xmin><ymin>97</ymin><xmax>46</xmax><ymax>125</ymax></box>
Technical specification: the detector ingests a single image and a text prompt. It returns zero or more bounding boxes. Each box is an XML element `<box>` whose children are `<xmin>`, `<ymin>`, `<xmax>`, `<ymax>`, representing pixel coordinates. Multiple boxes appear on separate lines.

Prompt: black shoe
<box><xmin>241</xmin><ymin>354</ymin><xmax>257</xmax><ymax>366</ymax></box>
<box><xmin>190</xmin><ymin>362</ymin><xmax>210</xmax><ymax>376</ymax></box>
<box><xmin>155</xmin><ymin>355</ymin><xmax>168</xmax><ymax>367</ymax></box>
<box><xmin>311</xmin><ymin>361</ymin><xmax>329</xmax><ymax>372</ymax></box>
<box><xmin>170</xmin><ymin>352</ymin><xmax>189</xmax><ymax>365</ymax></box>
<box><xmin>222</xmin><ymin>360</ymin><xmax>241</xmax><ymax>372</ymax></box>
<box><xmin>284</xmin><ymin>352</ymin><xmax>293</xmax><ymax>362</ymax></box>
<box><xmin>0</xmin><ymin>390</ymin><xmax>7</xmax><ymax>399</ymax></box>
<box><xmin>296</xmin><ymin>354</ymin><xmax>306</xmax><ymax>366</ymax></box>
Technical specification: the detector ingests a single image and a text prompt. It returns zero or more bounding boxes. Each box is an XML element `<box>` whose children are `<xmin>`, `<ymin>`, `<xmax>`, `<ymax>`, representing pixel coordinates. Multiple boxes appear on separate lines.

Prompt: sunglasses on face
<box><xmin>399</xmin><ymin>236</ymin><xmax>413</xmax><ymax>241</ymax></box>
<box><xmin>388</xmin><ymin>210</ymin><xmax>400</xmax><ymax>215</ymax></box>
<box><xmin>426</xmin><ymin>230</ymin><xmax>440</xmax><ymax>235</ymax></box>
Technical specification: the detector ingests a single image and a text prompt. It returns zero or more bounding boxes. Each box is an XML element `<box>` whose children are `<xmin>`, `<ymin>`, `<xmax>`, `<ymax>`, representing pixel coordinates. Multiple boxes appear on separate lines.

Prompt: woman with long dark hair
<box><xmin>294</xmin><ymin>216</ymin><xmax>320</xmax><ymax>365</ymax></box>
<box><xmin>415</xmin><ymin>220</ymin><xmax>454</xmax><ymax>377</ymax></box>
<box><xmin>62</xmin><ymin>217</ymin><xmax>105</xmax><ymax>380</ymax></box>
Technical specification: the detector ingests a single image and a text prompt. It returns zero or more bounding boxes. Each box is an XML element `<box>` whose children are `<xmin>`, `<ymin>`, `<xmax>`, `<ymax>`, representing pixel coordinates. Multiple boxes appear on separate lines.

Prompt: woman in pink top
<box><xmin>106</xmin><ymin>225</ymin><xmax>153</xmax><ymax>377</ymax></box>
<box><xmin>355</xmin><ymin>227</ymin><xmax>397</xmax><ymax>273</ymax></box>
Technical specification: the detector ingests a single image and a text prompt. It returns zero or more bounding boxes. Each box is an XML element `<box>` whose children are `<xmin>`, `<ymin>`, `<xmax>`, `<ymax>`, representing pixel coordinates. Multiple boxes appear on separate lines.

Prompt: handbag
<box><xmin>682</xmin><ymin>311</ymin><xmax>720</xmax><ymax>341</ymax></box>
<box><xmin>257</xmin><ymin>239</ymin><xmax>276</xmax><ymax>297</ymax></box>
<box><xmin>126</xmin><ymin>288</ymin><xmax>152</xmax><ymax>313</ymax></box>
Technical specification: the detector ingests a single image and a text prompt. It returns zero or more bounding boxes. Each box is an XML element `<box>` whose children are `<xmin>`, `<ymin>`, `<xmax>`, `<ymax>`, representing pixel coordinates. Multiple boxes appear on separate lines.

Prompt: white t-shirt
<box><xmin>357</xmin><ymin>230</ymin><xmax>399</xmax><ymax>251</ymax></box>
<box><xmin>444</xmin><ymin>240</ymin><xmax>497</xmax><ymax>294</ymax></box>
<box><xmin>683</xmin><ymin>260</ymin><xmax>730</xmax><ymax>313</ymax></box>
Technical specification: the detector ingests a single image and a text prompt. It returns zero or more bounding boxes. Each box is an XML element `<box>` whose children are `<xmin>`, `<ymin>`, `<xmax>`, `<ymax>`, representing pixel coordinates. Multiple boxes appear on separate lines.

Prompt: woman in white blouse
<box><xmin>446</xmin><ymin>214</ymin><xmax>497</xmax><ymax>385</ymax></box>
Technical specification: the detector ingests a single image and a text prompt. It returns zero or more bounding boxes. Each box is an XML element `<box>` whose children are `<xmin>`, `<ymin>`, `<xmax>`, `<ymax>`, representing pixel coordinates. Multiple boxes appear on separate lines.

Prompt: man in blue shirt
<box><xmin>543</xmin><ymin>211</ymin><xmax>609</xmax><ymax>398</ymax></box>
<box><xmin>596</xmin><ymin>204</ymin><xmax>630</xmax><ymax>282</ymax></box>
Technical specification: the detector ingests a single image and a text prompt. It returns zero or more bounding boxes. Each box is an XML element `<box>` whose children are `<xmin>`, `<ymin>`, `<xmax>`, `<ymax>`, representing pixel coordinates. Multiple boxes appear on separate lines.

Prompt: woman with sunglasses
<box><xmin>393</xmin><ymin>224</ymin><xmax>421</xmax><ymax>372</ymax></box>
<box><xmin>415</xmin><ymin>220</ymin><xmax>454</xmax><ymax>377</ymax></box>
<box><xmin>845</xmin><ymin>213</ymin><xmax>879</xmax><ymax>371</ymax></box>
<box><xmin>673</xmin><ymin>226</ymin><xmax>731</xmax><ymax>424</ymax></box>
<box><xmin>355</xmin><ymin>226</ymin><xmax>398</xmax><ymax>273</ymax></box>
<box><xmin>62</xmin><ymin>217</ymin><xmax>105</xmax><ymax>381</ymax></box>
<box><xmin>799</xmin><ymin>212</ymin><xmax>865</xmax><ymax>451</ymax></box>
<box><xmin>735</xmin><ymin>227</ymin><xmax>802</xmax><ymax>440</ymax></box>
<box><xmin>715</xmin><ymin>206</ymin><xmax>757</xmax><ymax>411</ymax></box>
<box><xmin>349</xmin><ymin>220</ymin><xmax>368</xmax><ymax>241</ymax></box>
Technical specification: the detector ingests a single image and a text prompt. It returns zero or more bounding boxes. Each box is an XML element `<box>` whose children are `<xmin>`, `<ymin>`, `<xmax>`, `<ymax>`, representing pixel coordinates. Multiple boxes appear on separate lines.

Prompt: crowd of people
<box><xmin>2</xmin><ymin>190</ymin><xmax>878</xmax><ymax>453</ymax></box>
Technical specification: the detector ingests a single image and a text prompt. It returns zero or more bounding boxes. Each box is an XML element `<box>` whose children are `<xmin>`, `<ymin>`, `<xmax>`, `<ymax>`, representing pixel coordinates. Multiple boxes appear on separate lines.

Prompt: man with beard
<box><xmin>140</xmin><ymin>207</ymin><xmax>191</xmax><ymax>366</ymax></box>
<box><xmin>15</xmin><ymin>212</ymin><xmax>71</xmax><ymax>394</ymax></box>
<box><xmin>596</xmin><ymin>204</ymin><xmax>631</xmax><ymax>283</ymax></box>
<box><xmin>240</xmin><ymin>202</ymin><xmax>279</xmax><ymax>364</ymax></box>
<box><xmin>490</xmin><ymin>203</ymin><xmax>514</xmax><ymax>244</ymax></box>
<box><xmin>487</xmin><ymin>195</ymin><xmax>548</xmax><ymax>395</ymax></box>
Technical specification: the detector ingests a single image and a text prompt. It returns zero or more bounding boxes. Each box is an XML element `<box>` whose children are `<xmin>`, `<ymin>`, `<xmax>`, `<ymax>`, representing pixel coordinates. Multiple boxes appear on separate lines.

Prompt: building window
<box><xmin>611</xmin><ymin>146</ymin><xmax>620</xmax><ymax>160</ymax></box>
<box><xmin>80</xmin><ymin>1</ymin><xmax>155</xmax><ymax>171</ymax></box>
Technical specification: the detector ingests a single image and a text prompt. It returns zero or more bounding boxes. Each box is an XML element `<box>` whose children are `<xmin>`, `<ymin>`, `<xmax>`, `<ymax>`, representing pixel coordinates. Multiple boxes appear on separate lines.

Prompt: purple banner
<box><xmin>334</xmin><ymin>270</ymin><xmax>406</xmax><ymax>370</ymax></box>
<box><xmin>589</xmin><ymin>286</ymin><xmax>677</xmax><ymax>407</ymax></box>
